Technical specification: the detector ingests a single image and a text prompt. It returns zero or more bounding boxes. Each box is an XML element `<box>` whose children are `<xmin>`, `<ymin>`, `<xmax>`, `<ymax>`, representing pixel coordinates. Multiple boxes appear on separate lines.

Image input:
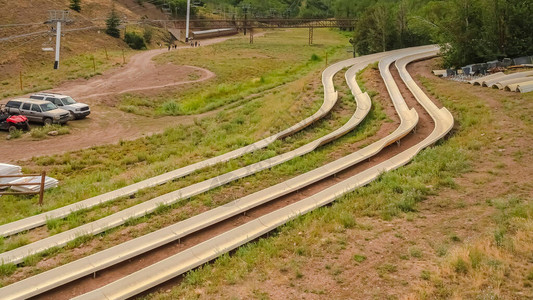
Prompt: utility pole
<box><xmin>185</xmin><ymin>0</ymin><xmax>191</xmax><ymax>42</ymax></box>
<box><xmin>242</xmin><ymin>4</ymin><xmax>250</xmax><ymax>36</ymax></box>
<box><xmin>47</xmin><ymin>10</ymin><xmax>70</xmax><ymax>70</ymax></box>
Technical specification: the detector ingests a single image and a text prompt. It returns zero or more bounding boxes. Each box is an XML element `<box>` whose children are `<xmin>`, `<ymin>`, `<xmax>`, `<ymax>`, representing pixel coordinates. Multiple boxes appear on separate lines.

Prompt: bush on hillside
<box><xmin>143</xmin><ymin>26</ymin><xmax>153</xmax><ymax>44</ymax></box>
<box><xmin>124</xmin><ymin>32</ymin><xmax>147</xmax><ymax>50</ymax></box>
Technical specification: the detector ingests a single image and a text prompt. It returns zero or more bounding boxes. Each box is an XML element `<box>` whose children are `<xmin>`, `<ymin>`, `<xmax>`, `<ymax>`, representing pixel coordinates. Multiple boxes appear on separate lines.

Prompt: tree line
<box><xmin>202</xmin><ymin>0</ymin><xmax>533</xmax><ymax>67</ymax></box>
<box><xmin>100</xmin><ymin>0</ymin><xmax>531</xmax><ymax>67</ymax></box>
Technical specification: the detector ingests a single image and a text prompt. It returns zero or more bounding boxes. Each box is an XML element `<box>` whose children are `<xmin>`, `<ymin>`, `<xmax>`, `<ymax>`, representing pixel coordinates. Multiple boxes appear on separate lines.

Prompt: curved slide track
<box><xmin>0</xmin><ymin>55</ymin><xmax>343</xmax><ymax>238</ymax></box>
<box><xmin>0</xmin><ymin>52</ymin><xmax>384</xmax><ymax>265</ymax></box>
<box><xmin>0</xmin><ymin>46</ymin><xmax>444</xmax><ymax>299</ymax></box>
<box><xmin>71</xmin><ymin>47</ymin><xmax>452</xmax><ymax>300</ymax></box>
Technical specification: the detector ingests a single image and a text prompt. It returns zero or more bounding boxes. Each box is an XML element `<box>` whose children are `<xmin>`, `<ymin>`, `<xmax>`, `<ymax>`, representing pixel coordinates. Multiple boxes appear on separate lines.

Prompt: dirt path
<box><xmin>0</xmin><ymin>36</ymin><xmax>249</xmax><ymax>163</ymax></box>
<box><xmin>51</xmin><ymin>48</ymin><xmax>215</xmax><ymax>104</ymax></box>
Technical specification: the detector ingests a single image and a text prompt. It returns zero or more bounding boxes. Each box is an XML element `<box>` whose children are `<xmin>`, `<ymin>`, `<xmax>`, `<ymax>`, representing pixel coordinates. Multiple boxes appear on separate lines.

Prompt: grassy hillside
<box><xmin>139</xmin><ymin>61</ymin><xmax>533</xmax><ymax>299</ymax></box>
<box><xmin>0</xmin><ymin>0</ymin><xmax>166</xmax><ymax>86</ymax></box>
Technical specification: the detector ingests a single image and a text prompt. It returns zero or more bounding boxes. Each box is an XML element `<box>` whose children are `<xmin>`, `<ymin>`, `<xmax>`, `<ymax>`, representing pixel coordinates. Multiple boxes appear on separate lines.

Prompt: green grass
<box><xmin>0</xmin><ymin>263</ymin><xmax>16</xmax><ymax>277</ymax></box>
<box><xmin>29</xmin><ymin>124</ymin><xmax>70</xmax><ymax>139</ymax></box>
<box><xmin>138</xmin><ymin>65</ymin><xmax>506</xmax><ymax>299</ymax></box>
<box><xmin>353</xmin><ymin>254</ymin><xmax>367</xmax><ymax>263</ymax></box>
<box><xmin>6</xmin><ymin>129</ymin><xmax>23</xmax><ymax>139</ymax></box>
<box><xmin>0</xmin><ymin>55</ymin><xmax>359</xmax><ymax>229</ymax></box>
<box><xmin>0</xmin><ymin>49</ymin><xmax>133</xmax><ymax>99</ymax></box>
<box><xmin>119</xmin><ymin>29</ymin><xmax>348</xmax><ymax>116</ymax></box>
<box><xmin>0</xmin><ymin>64</ymin><xmax>393</xmax><ymax>285</ymax></box>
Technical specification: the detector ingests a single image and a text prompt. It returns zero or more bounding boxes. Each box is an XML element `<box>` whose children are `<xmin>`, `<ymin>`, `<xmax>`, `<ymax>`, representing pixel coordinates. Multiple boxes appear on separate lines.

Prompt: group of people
<box><xmin>167</xmin><ymin>44</ymin><xmax>178</xmax><ymax>51</ymax></box>
<box><xmin>160</xmin><ymin>41</ymin><xmax>200</xmax><ymax>51</ymax></box>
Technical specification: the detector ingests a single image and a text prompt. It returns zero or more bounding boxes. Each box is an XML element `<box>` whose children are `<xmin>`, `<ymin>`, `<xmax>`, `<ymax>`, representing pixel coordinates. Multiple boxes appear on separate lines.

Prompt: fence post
<box><xmin>39</xmin><ymin>171</ymin><xmax>46</xmax><ymax>206</ymax></box>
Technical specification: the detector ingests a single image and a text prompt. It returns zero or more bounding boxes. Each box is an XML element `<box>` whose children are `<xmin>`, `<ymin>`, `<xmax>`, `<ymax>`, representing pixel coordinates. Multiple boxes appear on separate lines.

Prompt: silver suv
<box><xmin>30</xmin><ymin>93</ymin><xmax>90</xmax><ymax>119</ymax></box>
<box><xmin>4</xmin><ymin>98</ymin><xmax>70</xmax><ymax>125</ymax></box>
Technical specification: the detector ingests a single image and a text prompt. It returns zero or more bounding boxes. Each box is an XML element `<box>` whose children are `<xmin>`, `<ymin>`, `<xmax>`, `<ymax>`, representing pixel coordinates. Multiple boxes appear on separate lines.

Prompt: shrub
<box><xmin>143</xmin><ymin>26</ymin><xmax>153</xmax><ymax>44</ymax></box>
<box><xmin>353</xmin><ymin>254</ymin><xmax>367</xmax><ymax>263</ymax></box>
<box><xmin>310</xmin><ymin>53</ymin><xmax>322</xmax><ymax>61</ymax></box>
<box><xmin>453</xmin><ymin>257</ymin><xmax>468</xmax><ymax>274</ymax></box>
<box><xmin>8</xmin><ymin>129</ymin><xmax>23</xmax><ymax>139</ymax></box>
<box><xmin>124</xmin><ymin>32</ymin><xmax>146</xmax><ymax>50</ymax></box>
<box><xmin>30</xmin><ymin>124</ymin><xmax>69</xmax><ymax>139</ymax></box>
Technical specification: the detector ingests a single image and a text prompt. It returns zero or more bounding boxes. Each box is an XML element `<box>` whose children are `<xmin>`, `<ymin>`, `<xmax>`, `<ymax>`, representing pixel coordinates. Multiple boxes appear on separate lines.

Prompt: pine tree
<box><xmin>105</xmin><ymin>8</ymin><xmax>121</xmax><ymax>38</ymax></box>
<box><xmin>69</xmin><ymin>0</ymin><xmax>81</xmax><ymax>12</ymax></box>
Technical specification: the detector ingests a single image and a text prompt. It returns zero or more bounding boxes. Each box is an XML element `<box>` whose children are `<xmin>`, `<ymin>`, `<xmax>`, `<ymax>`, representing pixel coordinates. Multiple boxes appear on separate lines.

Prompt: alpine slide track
<box><xmin>0</xmin><ymin>45</ymin><xmax>453</xmax><ymax>299</ymax></box>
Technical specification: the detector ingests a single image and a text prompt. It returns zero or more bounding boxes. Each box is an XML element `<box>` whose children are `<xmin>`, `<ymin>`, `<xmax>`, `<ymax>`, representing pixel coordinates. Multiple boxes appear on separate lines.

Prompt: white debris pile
<box><xmin>9</xmin><ymin>176</ymin><xmax>59</xmax><ymax>193</ymax></box>
<box><xmin>0</xmin><ymin>163</ymin><xmax>22</xmax><ymax>189</ymax></box>
<box><xmin>0</xmin><ymin>163</ymin><xmax>58</xmax><ymax>192</ymax></box>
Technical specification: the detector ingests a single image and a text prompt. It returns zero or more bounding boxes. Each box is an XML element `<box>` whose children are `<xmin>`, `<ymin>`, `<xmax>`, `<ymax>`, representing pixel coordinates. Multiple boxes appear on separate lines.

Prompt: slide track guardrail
<box><xmin>0</xmin><ymin>45</ymin><xmax>435</xmax><ymax>299</ymax></box>
<box><xmin>0</xmin><ymin>52</ymin><xmax>343</xmax><ymax>238</ymax></box>
<box><xmin>0</xmin><ymin>53</ymin><xmax>383</xmax><ymax>265</ymax></box>
<box><xmin>72</xmin><ymin>48</ymin><xmax>453</xmax><ymax>300</ymax></box>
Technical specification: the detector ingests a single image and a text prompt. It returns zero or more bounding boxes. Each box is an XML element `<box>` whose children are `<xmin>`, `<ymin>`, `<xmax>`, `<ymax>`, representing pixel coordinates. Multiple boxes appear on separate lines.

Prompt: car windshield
<box><xmin>40</xmin><ymin>103</ymin><xmax>57</xmax><ymax>112</ymax></box>
<box><xmin>61</xmin><ymin>97</ymin><xmax>76</xmax><ymax>105</ymax></box>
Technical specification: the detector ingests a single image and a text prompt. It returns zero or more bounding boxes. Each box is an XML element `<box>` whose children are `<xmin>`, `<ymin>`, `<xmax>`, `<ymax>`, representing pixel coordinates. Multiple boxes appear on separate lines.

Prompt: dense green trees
<box><xmin>412</xmin><ymin>0</ymin><xmax>533</xmax><ymax>67</ymax></box>
<box><xmin>182</xmin><ymin>0</ymin><xmax>533</xmax><ymax>67</ymax></box>
<box><xmin>339</xmin><ymin>0</ymin><xmax>532</xmax><ymax>67</ymax></box>
<box><xmin>167</xmin><ymin>0</ymin><xmax>193</xmax><ymax>18</ymax></box>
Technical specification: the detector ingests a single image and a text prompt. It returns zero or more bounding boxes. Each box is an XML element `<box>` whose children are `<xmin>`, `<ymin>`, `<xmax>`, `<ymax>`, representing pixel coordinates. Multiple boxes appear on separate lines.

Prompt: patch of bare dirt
<box><xmin>0</xmin><ymin>35</ymin><xmax>259</xmax><ymax>163</ymax></box>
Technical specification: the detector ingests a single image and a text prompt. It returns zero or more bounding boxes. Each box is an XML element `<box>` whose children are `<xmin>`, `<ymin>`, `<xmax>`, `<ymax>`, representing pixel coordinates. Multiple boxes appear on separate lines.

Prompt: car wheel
<box><xmin>44</xmin><ymin>118</ymin><xmax>53</xmax><ymax>126</ymax></box>
<box><xmin>69</xmin><ymin>111</ymin><xmax>76</xmax><ymax>120</ymax></box>
<box><xmin>8</xmin><ymin>125</ymin><xmax>16</xmax><ymax>133</ymax></box>
<box><xmin>25</xmin><ymin>122</ymin><xmax>31</xmax><ymax>131</ymax></box>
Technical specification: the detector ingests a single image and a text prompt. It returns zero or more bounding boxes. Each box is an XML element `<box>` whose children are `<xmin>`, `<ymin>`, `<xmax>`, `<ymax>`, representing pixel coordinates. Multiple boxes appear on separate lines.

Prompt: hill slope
<box><xmin>0</xmin><ymin>0</ymin><xmax>167</xmax><ymax>81</ymax></box>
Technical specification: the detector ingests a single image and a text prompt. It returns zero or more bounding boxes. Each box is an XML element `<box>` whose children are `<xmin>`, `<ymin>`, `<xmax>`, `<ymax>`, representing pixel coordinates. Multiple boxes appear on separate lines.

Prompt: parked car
<box><xmin>30</xmin><ymin>93</ymin><xmax>90</xmax><ymax>119</ymax></box>
<box><xmin>4</xmin><ymin>98</ymin><xmax>70</xmax><ymax>125</ymax></box>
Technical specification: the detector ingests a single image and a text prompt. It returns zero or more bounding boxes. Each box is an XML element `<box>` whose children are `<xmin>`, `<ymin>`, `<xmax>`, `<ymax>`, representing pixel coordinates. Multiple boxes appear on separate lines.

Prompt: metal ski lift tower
<box><xmin>47</xmin><ymin>10</ymin><xmax>70</xmax><ymax>69</ymax></box>
<box><xmin>185</xmin><ymin>0</ymin><xmax>190</xmax><ymax>42</ymax></box>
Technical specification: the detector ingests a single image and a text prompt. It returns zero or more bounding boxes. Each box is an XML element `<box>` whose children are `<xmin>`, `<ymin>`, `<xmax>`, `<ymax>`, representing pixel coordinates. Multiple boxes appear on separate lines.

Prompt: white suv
<box><xmin>30</xmin><ymin>93</ymin><xmax>90</xmax><ymax>119</ymax></box>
